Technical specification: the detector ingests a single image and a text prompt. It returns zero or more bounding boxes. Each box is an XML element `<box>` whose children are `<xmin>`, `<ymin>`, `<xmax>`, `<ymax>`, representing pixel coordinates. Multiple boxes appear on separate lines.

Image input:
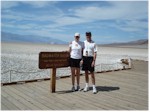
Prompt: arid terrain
<box><xmin>1</xmin><ymin>42</ymin><xmax>148</xmax><ymax>83</ymax></box>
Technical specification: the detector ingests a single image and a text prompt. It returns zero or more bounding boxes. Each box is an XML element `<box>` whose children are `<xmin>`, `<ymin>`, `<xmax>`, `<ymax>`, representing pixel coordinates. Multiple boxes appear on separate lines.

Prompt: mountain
<box><xmin>2</xmin><ymin>31</ymin><xmax>148</xmax><ymax>46</ymax></box>
<box><xmin>100</xmin><ymin>39</ymin><xmax>148</xmax><ymax>46</ymax></box>
<box><xmin>1</xmin><ymin>31</ymin><xmax>67</xmax><ymax>44</ymax></box>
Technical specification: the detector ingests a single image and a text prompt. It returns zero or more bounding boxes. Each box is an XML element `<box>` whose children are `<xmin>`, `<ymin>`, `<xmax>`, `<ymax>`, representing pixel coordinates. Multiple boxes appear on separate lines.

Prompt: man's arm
<box><xmin>93</xmin><ymin>43</ymin><xmax>97</xmax><ymax>61</ymax></box>
<box><xmin>91</xmin><ymin>52</ymin><xmax>97</xmax><ymax>67</ymax></box>
<box><xmin>91</xmin><ymin>43</ymin><xmax>97</xmax><ymax>67</ymax></box>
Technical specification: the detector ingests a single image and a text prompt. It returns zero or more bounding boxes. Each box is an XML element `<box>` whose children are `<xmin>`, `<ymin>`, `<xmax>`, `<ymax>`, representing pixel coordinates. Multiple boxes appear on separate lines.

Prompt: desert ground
<box><xmin>1</xmin><ymin>42</ymin><xmax>148</xmax><ymax>83</ymax></box>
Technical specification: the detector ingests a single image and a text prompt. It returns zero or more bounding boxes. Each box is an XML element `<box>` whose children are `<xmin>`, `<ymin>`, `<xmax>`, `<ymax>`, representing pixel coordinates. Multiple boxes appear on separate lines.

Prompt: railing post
<box><xmin>100</xmin><ymin>64</ymin><xmax>102</xmax><ymax>72</ymax></box>
<box><xmin>128</xmin><ymin>58</ymin><xmax>132</xmax><ymax>68</ymax></box>
<box><xmin>116</xmin><ymin>63</ymin><xmax>118</xmax><ymax>70</ymax></box>
<box><xmin>9</xmin><ymin>70</ymin><xmax>12</xmax><ymax>83</ymax></box>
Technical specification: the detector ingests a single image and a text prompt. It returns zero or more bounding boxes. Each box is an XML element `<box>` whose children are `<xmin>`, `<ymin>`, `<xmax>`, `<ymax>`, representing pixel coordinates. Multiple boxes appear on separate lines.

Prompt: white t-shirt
<box><xmin>83</xmin><ymin>40</ymin><xmax>97</xmax><ymax>57</ymax></box>
<box><xmin>69</xmin><ymin>40</ymin><xmax>84</xmax><ymax>59</ymax></box>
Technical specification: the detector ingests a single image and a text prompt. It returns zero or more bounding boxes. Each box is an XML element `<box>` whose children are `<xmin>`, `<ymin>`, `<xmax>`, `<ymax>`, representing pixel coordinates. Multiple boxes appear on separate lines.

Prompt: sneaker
<box><xmin>93</xmin><ymin>87</ymin><xmax>97</xmax><ymax>94</ymax></box>
<box><xmin>83</xmin><ymin>86</ymin><xmax>89</xmax><ymax>92</ymax></box>
<box><xmin>72</xmin><ymin>86</ymin><xmax>75</xmax><ymax>92</ymax></box>
<box><xmin>76</xmin><ymin>85</ymin><xmax>81</xmax><ymax>91</ymax></box>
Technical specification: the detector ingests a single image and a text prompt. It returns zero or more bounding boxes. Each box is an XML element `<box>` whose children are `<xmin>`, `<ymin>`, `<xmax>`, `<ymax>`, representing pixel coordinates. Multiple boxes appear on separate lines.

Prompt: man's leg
<box><xmin>91</xmin><ymin>72</ymin><xmax>97</xmax><ymax>94</ymax></box>
<box><xmin>85</xmin><ymin>70</ymin><xmax>89</xmax><ymax>83</ymax></box>
<box><xmin>91</xmin><ymin>72</ymin><xmax>95</xmax><ymax>85</ymax></box>
<box><xmin>84</xmin><ymin>70</ymin><xmax>89</xmax><ymax>92</ymax></box>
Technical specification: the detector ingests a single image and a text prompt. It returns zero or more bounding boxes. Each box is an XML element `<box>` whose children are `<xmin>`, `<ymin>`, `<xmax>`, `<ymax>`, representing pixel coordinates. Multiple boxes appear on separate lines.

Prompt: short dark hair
<box><xmin>86</xmin><ymin>32</ymin><xmax>91</xmax><ymax>36</ymax></box>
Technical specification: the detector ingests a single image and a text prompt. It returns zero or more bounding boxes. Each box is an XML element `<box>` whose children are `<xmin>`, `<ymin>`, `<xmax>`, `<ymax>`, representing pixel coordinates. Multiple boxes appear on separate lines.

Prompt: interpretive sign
<box><xmin>39</xmin><ymin>52</ymin><xmax>70</xmax><ymax>69</ymax></box>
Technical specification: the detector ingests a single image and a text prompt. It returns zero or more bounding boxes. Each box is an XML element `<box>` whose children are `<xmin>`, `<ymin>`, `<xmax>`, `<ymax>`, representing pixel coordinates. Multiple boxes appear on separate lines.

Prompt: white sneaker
<box><xmin>83</xmin><ymin>86</ymin><xmax>89</xmax><ymax>92</ymax></box>
<box><xmin>93</xmin><ymin>87</ymin><xmax>97</xmax><ymax>94</ymax></box>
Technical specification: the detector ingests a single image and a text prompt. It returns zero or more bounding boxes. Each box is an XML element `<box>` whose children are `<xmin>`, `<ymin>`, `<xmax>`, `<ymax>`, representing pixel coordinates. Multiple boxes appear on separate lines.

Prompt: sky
<box><xmin>1</xmin><ymin>1</ymin><xmax>148</xmax><ymax>44</ymax></box>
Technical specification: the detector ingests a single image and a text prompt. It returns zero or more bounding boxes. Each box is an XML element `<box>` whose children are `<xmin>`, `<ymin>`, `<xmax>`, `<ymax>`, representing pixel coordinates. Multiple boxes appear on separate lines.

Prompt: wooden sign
<box><xmin>39</xmin><ymin>51</ymin><xmax>70</xmax><ymax>93</ymax></box>
<box><xmin>39</xmin><ymin>52</ymin><xmax>70</xmax><ymax>69</ymax></box>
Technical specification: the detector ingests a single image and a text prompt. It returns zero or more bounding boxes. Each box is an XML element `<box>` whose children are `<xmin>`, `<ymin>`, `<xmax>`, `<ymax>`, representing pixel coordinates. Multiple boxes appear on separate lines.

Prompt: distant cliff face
<box><xmin>1</xmin><ymin>32</ymin><xmax>67</xmax><ymax>44</ymax></box>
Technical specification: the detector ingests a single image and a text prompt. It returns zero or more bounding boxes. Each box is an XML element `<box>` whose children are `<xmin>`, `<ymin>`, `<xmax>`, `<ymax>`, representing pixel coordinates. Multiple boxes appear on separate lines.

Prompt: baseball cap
<box><xmin>86</xmin><ymin>32</ymin><xmax>91</xmax><ymax>36</ymax></box>
<box><xmin>74</xmin><ymin>32</ymin><xmax>80</xmax><ymax>37</ymax></box>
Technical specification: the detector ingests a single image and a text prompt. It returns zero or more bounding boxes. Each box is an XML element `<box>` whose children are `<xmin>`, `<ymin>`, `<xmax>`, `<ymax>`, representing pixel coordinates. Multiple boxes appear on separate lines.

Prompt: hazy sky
<box><xmin>1</xmin><ymin>1</ymin><xmax>148</xmax><ymax>44</ymax></box>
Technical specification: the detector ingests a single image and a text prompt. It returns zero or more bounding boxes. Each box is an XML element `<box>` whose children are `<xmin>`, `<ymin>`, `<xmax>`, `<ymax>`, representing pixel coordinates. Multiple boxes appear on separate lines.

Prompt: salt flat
<box><xmin>1</xmin><ymin>42</ymin><xmax>148</xmax><ymax>83</ymax></box>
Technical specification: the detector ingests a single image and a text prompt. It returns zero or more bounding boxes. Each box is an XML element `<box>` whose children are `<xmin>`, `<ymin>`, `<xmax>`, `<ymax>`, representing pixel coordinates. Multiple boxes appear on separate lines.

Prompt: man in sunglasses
<box><xmin>81</xmin><ymin>32</ymin><xmax>97</xmax><ymax>94</ymax></box>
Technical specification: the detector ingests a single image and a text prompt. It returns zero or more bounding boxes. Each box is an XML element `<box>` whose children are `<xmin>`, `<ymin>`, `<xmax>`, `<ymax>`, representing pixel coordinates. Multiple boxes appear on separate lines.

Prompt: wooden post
<box><xmin>51</xmin><ymin>68</ymin><xmax>56</xmax><ymax>93</ymax></box>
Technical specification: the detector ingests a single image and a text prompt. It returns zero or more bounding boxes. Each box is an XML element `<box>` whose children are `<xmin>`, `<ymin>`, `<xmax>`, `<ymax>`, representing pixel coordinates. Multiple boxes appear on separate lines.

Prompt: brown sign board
<box><xmin>39</xmin><ymin>52</ymin><xmax>70</xmax><ymax>69</ymax></box>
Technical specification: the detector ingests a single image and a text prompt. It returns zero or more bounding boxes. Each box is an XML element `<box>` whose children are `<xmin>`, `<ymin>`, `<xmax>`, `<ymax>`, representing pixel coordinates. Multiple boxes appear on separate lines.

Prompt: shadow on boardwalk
<box><xmin>56</xmin><ymin>86</ymin><xmax>120</xmax><ymax>94</ymax></box>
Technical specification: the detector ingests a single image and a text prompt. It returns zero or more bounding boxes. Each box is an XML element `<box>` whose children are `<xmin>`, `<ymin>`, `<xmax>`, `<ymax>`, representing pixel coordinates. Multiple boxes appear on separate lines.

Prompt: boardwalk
<box><xmin>1</xmin><ymin>60</ymin><xmax>148</xmax><ymax>110</ymax></box>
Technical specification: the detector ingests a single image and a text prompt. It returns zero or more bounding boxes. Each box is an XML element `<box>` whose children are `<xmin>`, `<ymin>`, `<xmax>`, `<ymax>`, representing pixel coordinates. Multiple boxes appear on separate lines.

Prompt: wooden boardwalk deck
<box><xmin>1</xmin><ymin>60</ymin><xmax>148</xmax><ymax>110</ymax></box>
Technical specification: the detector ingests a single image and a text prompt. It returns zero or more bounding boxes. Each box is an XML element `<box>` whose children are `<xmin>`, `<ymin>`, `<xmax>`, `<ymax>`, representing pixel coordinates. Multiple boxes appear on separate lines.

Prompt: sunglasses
<box><xmin>86</xmin><ymin>35</ymin><xmax>91</xmax><ymax>37</ymax></box>
<box><xmin>75</xmin><ymin>36</ymin><xmax>80</xmax><ymax>38</ymax></box>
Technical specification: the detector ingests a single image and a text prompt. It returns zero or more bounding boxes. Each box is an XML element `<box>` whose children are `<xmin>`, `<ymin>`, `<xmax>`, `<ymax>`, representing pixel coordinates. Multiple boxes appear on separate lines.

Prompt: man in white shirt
<box><xmin>69</xmin><ymin>33</ymin><xmax>84</xmax><ymax>92</ymax></box>
<box><xmin>81</xmin><ymin>32</ymin><xmax>97</xmax><ymax>94</ymax></box>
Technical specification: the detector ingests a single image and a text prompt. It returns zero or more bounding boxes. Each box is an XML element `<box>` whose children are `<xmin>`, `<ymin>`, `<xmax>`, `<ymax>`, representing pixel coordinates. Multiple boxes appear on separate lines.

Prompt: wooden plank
<box><xmin>56</xmin><ymin>82</ymin><xmax>127</xmax><ymax>110</ymax></box>
<box><xmin>59</xmin><ymin>76</ymin><xmax>135</xmax><ymax>110</ymax></box>
<box><xmin>108</xmin><ymin>70</ymin><xmax>148</xmax><ymax>81</ymax></box>
<box><xmin>96</xmin><ymin>74</ymin><xmax>148</xmax><ymax>98</ymax></box>
<box><xmin>120</xmin><ymin>70</ymin><xmax>148</xmax><ymax>77</ymax></box>
<box><xmin>1</xmin><ymin>78</ymin><xmax>50</xmax><ymax>86</ymax></box>
<box><xmin>95</xmin><ymin>76</ymin><xmax>148</xmax><ymax>104</ymax></box>
<box><xmin>4</xmin><ymin>85</ymin><xmax>48</xmax><ymax>110</ymax></box>
<box><xmin>33</xmin><ymin>79</ymin><xmax>105</xmax><ymax>110</ymax></box>
<box><xmin>42</xmin><ymin>82</ymin><xmax>104</xmax><ymax>110</ymax></box>
<box><xmin>93</xmin><ymin>75</ymin><xmax>147</xmax><ymax>109</ymax></box>
<box><xmin>99</xmin><ymin>72</ymin><xmax>148</xmax><ymax>88</ymax></box>
<box><xmin>1</xmin><ymin>89</ymin><xmax>31</xmax><ymax>110</ymax></box>
<box><xmin>1</xmin><ymin>102</ymin><xmax>9</xmax><ymax>110</ymax></box>
<box><xmin>19</xmin><ymin>82</ymin><xmax>71</xmax><ymax>110</ymax></box>
<box><xmin>30</xmin><ymin>81</ymin><xmax>80</xmax><ymax>110</ymax></box>
<box><xmin>105</xmin><ymin>91</ymin><xmax>148</xmax><ymax>108</ymax></box>
<box><xmin>1</xmin><ymin>96</ymin><xmax>19</xmax><ymax>110</ymax></box>
<box><xmin>11</xmin><ymin>85</ymin><xmax>51</xmax><ymax>110</ymax></box>
<box><xmin>2</xmin><ymin>86</ymin><xmax>40</xmax><ymax>110</ymax></box>
<box><xmin>97</xmin><ymin>73</ymin><xmax>148</xmax><ymax>92</ymax></box>
<box><xmin>17</xmin><ymin>84</ymin><xmax>57</xmax><ymax>110</ymax></box>
<box><xmin>32</xmin><ymin>80</ymin><xmax>97</xmax><ymax>110</ymax></box>
<box><xmin>51</xmin><ymin>86</ymin><xmax>103</xmax><ymax>109</ymax></box>
<box><xmin>59</xmin><ymin>73</ymin><xmax>148</xmax><ymax>110</ymax></box>
<box><xmin>96</xmin><ymin>73</ymin><xmax>147</xmax><ymax>94</ymax></box>
<box><xmin>96</xmin><ymin>77</ymin><xmax>148</xmax><ymax>103</ymax></box>
<box><xmin>43</xmin><ymin>78</ymin><xmax>128</xmax><ymax>110</ymax></box>
<box><xmin>110</xmin><ymin>70</ymin><xmax>148</xmax><ymax>79</ymax></box>
<box><xmin>1</xmin><ymin>101</ymin><xmax>9</xmax><ymax>110</ymax></box>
